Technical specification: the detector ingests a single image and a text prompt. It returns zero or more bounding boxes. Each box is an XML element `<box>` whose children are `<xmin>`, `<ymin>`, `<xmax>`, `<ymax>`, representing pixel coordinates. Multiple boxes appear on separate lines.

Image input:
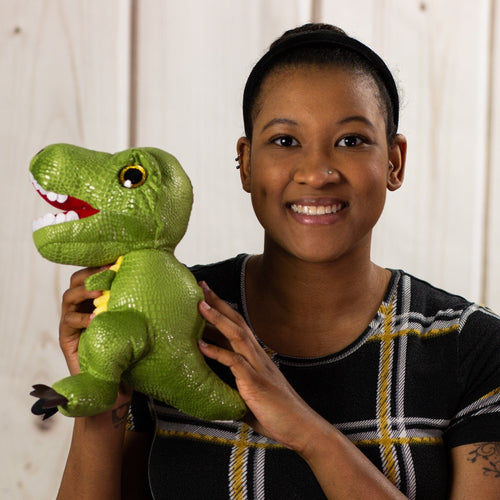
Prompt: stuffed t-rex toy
<box><xmin>29</xmin><ymin>143</ymin><xmax>246</xmax><ymax>421</ymax></box>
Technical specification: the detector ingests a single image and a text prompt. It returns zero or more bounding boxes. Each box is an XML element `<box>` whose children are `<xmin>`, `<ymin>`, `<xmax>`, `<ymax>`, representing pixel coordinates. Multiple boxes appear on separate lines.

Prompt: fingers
<box><xmin>198</xmin><ymin>300</ymin><xmax>261</xmax><ymax>367</ymax></box>
<box><xmin>59</xmin><ymin>267</ymin><xmax>106</xmax><ymax>375</ymax></box>
<box><xmin>198</xmin><ymin>338</ymin><xmax>253</xmax><ymax>378</ymax></box>
<box><xmin>69</xmin><ymin>266</ymin><xmax>105</xmax><ymax>289</ymax></box>
<box><xmin>62</xmin><ymin>267</ymin><xmax>106</xmax><ymax>322</ymax></box>
<box><xmin>197</xmin><ymin>282</ymin><xmax>270</xmax><ymax>375</ymax></box>
<box><xmin>198</xmin><ymin>281</ymin><xmax>260</xmax><ymax>347</ymax></box>
<box><xmin>201</xmin><ymin>323</ymin><xmax>232</xmax><ymax>351</ymax></box>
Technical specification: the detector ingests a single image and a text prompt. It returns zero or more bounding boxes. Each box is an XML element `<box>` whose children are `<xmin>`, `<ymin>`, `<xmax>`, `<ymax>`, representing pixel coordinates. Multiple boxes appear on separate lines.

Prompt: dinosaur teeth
<box><xmin>32</xmin><ymin>211</ymin><xmax>79</xmax><ymax>232</ymax></box>
<box><xmin>30</xmin><ymin>173</ymin><xmax>69</xmax><ymax>204</ymax></box>
<box><xmin>30</xmin><ymin>172</ymin><xmax>100</xmax><ymax>229</ymax></box>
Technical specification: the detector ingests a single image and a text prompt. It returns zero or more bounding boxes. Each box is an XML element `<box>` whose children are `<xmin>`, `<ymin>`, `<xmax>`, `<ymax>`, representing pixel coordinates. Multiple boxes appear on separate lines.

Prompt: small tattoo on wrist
<box><xmin>111</xmin><ymin>400</ymin><xmax>131</xmax><ymax>428</ymax></box>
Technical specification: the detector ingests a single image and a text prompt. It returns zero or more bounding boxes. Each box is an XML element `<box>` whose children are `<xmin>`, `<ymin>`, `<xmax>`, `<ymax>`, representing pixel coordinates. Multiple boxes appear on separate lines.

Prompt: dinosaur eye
<box><xmin>119</xmin><ymin>165</ymin><xmax>147</xmax><ymax>188</ymax></box>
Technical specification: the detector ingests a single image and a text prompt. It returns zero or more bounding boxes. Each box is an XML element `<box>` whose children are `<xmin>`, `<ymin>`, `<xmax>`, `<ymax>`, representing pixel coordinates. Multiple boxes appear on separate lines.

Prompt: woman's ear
<box><xmin>387</xmin><ymin>134</ymin><xmax>407</xmax><ymax>191</ymax></box>
<box><xmin>237</xmin><ymin>137</ymin><xmax>252</xmax><ymax>193</ymax></box>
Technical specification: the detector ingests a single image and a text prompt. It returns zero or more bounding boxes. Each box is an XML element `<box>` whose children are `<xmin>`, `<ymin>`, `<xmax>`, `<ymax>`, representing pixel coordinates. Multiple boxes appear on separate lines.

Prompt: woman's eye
<box><xmin>272</xmin><ymin>135</ymin><xmax>299</xmax><ymax>147</ymax></box>
<box><xmin>337</xmin><ymin>136</ymin><xmax>365</xmax><ymax>147</ymax></box>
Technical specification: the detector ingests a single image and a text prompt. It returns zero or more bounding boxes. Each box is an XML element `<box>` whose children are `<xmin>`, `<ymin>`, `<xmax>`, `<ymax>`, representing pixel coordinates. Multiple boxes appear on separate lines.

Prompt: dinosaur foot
<box><xmin>30</xmin><ymin>384</ymin><xmax>68</xmax><ymax>420</ymax></box>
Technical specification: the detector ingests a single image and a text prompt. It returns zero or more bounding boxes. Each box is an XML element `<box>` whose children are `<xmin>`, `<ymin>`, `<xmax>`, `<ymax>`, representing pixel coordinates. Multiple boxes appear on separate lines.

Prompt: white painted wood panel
<box><xmin>485</xmin><ymin>1</ymin><xmax>500</xmax><ymax>311</ymax></box>
<box><xmin>318</xmin><ymin>0</ymin><xmax>492</xmax><ymax>303</ymax></box>
<box><xmin>1</xmin><ymin>1</ymin><xmax>131</xmax><ymax>498</ymax></box>
<box><xmin>2</xmin><ymin>1</ymin><xmax>499</xmax><ymax>498</ymax></box>
<box><xmin>133</xmin><ymin>0</ymin><xmax>313</xmax><ymax>266</ymax></box>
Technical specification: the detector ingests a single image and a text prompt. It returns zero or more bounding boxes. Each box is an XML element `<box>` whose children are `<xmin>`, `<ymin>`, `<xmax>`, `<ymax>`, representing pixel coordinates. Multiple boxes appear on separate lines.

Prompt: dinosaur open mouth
<box><xmin>31</xmin><ymin>173</ymin><xmax>100</xmax><ymax>231</ymax></box>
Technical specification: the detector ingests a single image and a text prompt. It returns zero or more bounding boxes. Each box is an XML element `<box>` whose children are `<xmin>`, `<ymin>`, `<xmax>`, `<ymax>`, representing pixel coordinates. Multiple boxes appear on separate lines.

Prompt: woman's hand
<box><xmin>197</xmin><ymin>282</ymin><xmax>410</xmax><ymax>499</ymax></box>
<box><xmin>197</xmin><ymin>281</ymin><xmax>326</xmax><ymax>453</ymax></box>
<box><xmin>59</xmin><ymin>267</ymin><xmax>105</xmax><ymax>375</ymax></box>
<box><xmin>59</xmin><ymin>266</ymin><xmax>133</xmax><ymax>410</ymax></box>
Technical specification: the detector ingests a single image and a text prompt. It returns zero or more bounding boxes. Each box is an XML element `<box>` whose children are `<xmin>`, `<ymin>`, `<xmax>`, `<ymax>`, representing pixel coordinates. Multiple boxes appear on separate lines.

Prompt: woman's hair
<box><xmin>242</xmin><ymin>23</ymin><xmax>399</xmax><ymax>142</ymax></box>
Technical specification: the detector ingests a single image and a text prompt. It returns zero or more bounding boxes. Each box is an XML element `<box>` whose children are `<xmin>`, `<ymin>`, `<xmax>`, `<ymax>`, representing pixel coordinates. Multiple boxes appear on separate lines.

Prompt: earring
<box><xmin>235</xmin><ymin>155</ymin><xmax>240</xmax><ymax>169</ymax></box>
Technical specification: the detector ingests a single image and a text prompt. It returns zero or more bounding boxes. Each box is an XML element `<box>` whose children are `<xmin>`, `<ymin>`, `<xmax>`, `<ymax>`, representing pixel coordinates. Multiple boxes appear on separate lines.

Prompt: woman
<box><xmin>56</xmin><ymin>24</ymin><xmax>500</xmax><ymax>499</ymax></box>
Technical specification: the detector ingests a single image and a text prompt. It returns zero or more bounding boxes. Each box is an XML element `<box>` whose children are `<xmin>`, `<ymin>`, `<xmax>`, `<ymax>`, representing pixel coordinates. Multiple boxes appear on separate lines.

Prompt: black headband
<box><xmin>243</xmin><ymin>30</ymin><xmax>399</xmax><ymax>133</ymax></box>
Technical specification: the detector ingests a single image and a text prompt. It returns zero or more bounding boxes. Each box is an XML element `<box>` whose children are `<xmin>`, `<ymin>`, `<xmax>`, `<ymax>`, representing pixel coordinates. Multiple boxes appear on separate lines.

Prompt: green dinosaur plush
<box><xmin>29</xmin><ymin>143</ymin><xmax>246</xmax><ymax>421</ymax></box>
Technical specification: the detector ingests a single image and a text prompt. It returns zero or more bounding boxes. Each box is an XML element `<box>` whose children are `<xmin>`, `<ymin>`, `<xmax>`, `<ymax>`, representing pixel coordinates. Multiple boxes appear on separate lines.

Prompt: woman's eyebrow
<box><xmin>260</xmin><ymin>117</ymin><xmax>299</xmax><ymax>132</ymax></box>
<box><xmin>337</xmin><ymin>115</ymin><xmax>375</xmax><ymax>129</ymax></box>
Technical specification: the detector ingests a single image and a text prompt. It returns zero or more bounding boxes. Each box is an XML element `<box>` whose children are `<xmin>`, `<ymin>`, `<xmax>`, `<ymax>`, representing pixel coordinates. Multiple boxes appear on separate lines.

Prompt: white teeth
<box><xmin>55</xmin><ymin>213</ymin><xmax>66</xmax><ymax>224</ymax></box>
<box><xmin>32</xmin><ymin>210</ymin><xmax>80</xmax><ymax>232</ymax></box>
<box><xmin>291</xmin><ymin>203</ymin><xmax>344</xmax><ymax>215</ymax></box>
<box><xmin>30</xmin><ymin>173</ymin><xmax>68</xmax><ymax>205</ymax></box>
<box><xmin>43</xmin><ymin>213</ymin><xmax>56</xmax><ymax>225</ymax></box>
<box><xmin>31</xmin><ymin>173</ymin><xmax>77</xmax><ymax>231</ymax></box>
<box><xmin>66</xmin><ymin>210</ymin><xmax>78</xmax><ymax>221</ymax></box>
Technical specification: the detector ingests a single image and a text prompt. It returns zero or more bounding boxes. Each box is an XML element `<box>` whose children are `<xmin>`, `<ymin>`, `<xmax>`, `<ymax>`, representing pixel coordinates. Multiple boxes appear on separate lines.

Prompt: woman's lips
<box><xmin>287</xmin><ymin>199</ymin><xmax>348</xmax><ymax>224</ymax></box>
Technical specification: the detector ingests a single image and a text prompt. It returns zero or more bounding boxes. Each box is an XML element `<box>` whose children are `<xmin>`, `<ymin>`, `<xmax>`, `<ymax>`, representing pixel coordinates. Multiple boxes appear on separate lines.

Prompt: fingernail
<box><xmin>199</xmin><ymin>281</ymin><xmax>211</xmax><ymax>292</ymax></box>
<box><xmin>198</xmin><ymin>339</ymin><xmax>208</xmax><ymax>348</ymax></box>
<box><xmin>200</xmin><ymin>300</ymin><xmax>211</xmax><ymax>311</ymax></box>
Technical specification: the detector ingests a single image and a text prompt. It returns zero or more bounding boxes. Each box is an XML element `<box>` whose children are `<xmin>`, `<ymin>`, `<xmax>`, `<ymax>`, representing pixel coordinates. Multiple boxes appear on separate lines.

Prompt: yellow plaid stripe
<box><xmin>230</xmin><ymin>424</ymin><xmax>250</xmax><ymax>500</ymax></box>
<box><xmin>378</xmin><ymin>302</ymin><xmax>398</xmax><ymax>484</ymax></box>
<box><xmin>367</xmin><ymin>325</ymin><xmax>459</xmax><ymax>342</ymax></box>
<box><xmin>156</xmin><ymin>428</ymin><xmax>284</xmax><ymax>450</ymax></box>
<box><xmin>480</xmin><ymin>387</ymin><xmax>500</xmax><ymax>400</ymax></box>
<box><xmin>355</xmin><ymin>436</ymin><xmax>443</xmax><ymax>447</ymax></box>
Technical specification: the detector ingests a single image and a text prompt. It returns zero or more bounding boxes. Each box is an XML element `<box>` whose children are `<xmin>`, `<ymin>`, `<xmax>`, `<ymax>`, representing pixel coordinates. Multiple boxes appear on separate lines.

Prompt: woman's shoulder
<box><xmin>394</xmin><ymin>269</ymin><xmax>500</xmax><ymax>330</ymax></box>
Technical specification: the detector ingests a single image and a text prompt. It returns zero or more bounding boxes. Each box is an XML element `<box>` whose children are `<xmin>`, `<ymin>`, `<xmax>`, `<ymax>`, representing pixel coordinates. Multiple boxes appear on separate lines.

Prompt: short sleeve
<box><xmin>445</xmin><ymin>306</ymin><xmax>500</xmax><ymax>447</ymax></box>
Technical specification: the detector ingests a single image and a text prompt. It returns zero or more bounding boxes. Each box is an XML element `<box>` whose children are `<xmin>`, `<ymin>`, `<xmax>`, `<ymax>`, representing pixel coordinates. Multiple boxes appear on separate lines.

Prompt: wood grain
<box><xmin>2</xmin><ymin>1</ymin><xmax>500</xmax><ymax>498</ymax></box>
<box><xmin>319</xmin><ymin>0</ymin><xmax>493</xmax><ymax>303</ymax></box>
<box><xmin>1</xmin><ymin>1</ymin><xmax>131</xmax><ymax>497</ymax></box>
<box><xmin>132</xmin><ymin>0</ymin><xmax>312</xmax><ymax>266</ymax></box>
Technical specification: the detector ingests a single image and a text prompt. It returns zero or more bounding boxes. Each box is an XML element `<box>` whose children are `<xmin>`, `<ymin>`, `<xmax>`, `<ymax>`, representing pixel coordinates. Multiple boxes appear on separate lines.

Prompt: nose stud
<box><xmin>327</xmin><ymin>169</ymin><xmax>333</xmax><ymax>175</ymax></box>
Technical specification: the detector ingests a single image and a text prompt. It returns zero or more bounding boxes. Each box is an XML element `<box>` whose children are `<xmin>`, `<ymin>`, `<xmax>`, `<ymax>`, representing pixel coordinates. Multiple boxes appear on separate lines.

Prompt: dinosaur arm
<box><xmin>85</xmin><ymin>256</ymin><xmax>123</xmax><ymax>291</ymax></box>
<box><xmin>85</xmin><ymin>269</ymin><xmax>116</xmax><ymax>291</ymax></box>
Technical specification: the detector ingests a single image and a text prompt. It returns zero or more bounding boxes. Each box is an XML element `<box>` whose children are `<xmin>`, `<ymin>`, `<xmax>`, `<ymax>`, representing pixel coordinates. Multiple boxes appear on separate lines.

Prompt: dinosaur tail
<box><xmin>31</xmin><ymin>374</ymin><xmax>119</xmax><ymax>418</ymax></box>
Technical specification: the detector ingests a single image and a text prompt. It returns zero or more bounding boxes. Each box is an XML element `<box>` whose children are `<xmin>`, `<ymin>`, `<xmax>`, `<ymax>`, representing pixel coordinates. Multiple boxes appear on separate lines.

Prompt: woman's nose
<box><xmin>292</xmin><ymin>152</ymin><xmax>340</xmax><ymax>187</ymax></box>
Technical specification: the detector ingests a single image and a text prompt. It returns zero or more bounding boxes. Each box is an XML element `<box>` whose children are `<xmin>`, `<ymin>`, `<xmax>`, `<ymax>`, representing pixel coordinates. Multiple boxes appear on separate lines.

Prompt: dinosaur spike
<box><xmin>30</xmin><ymin>384</ymin><xmax>68</xmax><ymax>420</ymax></box>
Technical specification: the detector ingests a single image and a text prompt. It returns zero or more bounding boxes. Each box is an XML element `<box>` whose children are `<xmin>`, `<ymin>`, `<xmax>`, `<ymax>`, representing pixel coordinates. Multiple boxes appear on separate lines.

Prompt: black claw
<box><xmin>30</xmin><ymin>384</ymin><xmax>68</xmax><ymax>420</ymax></box>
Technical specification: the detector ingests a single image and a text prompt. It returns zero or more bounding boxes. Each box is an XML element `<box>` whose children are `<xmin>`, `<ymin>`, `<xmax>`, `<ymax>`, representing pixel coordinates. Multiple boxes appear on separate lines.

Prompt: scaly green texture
<box><xmin>30</xmin><ymin>144</ymin><xmax>246</xmax><ymax>420</ymax></box>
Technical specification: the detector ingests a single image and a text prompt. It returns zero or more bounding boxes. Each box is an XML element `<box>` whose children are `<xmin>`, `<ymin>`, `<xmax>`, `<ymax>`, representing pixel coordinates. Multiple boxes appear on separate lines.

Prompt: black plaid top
<box><xmin>129</xmin><ymin>254</ymin><xmax>500</xmax><ymax>500</ymax></box>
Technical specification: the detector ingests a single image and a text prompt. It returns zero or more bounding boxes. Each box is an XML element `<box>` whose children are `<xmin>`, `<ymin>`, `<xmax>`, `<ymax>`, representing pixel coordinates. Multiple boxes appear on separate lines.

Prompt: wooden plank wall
<box><xmin>1</xmin><ymin>0</ymin><xmax>498</xmax><ymax>497</ymax></box>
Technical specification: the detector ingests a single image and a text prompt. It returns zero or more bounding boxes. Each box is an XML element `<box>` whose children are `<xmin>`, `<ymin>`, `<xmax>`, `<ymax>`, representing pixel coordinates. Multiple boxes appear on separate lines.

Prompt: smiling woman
<box><xmin>237</xmin><ymin>65</ymin><xmax>405</xmax><ymax>266</ymax></box>
<box><xmin>53</xmin><ymin>23</ymin><xmax>500</xmax><ymax>500</ymax></box>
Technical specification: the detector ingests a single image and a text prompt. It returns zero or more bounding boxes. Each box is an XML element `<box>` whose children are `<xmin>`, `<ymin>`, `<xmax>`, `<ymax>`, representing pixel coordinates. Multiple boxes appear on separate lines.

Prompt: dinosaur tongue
<box><xmin>35</xmin><ymin>188</ymin><xmax>100</xmax><ymax>219</ymax></box>
<box><xmin>42</xmin><ymin>192</ymin><xmax>100</xmax><ymax>218</ymax></box>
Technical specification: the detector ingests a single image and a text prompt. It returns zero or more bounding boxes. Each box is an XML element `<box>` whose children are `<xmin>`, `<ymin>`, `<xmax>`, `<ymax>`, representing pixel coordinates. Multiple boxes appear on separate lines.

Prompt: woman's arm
<box><xmin>449</xmin><ymin>442</ymin><xmax>500</xmax><ymax>499</ymax></box>
<box><xmin>198</xmin><ymin>283</ymin><xmax>500</xmax><ymax>499</ymax></box>
<box><xmin>57</xmin><ymin>399</ymin><xmax>130</xmax><ymax>500</ymax></box>
<box><xmin>197</xmin><ymin>282</ymin><xmax>406</xmax><ymax>499</ymax></box>
<box><xmin>56</xmin><ymin>268</ymin><xmax>151</xmax><ymax>499</ymax></box>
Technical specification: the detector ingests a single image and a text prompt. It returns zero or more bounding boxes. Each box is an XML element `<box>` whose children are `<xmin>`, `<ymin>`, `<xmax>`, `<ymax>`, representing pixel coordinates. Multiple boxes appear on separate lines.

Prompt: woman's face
<box><xmin>238</xmin><ymin>65</ymin><xmax>406</xmax><ymax>264</ymax></box>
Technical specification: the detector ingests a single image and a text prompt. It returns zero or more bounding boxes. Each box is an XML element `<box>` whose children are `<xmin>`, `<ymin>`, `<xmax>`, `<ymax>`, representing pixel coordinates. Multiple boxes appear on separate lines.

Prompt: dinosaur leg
<box><xmin>172</xmin><ymin>346</ymin><xmax>247</xmax><ymax>420</ymax></box>
<box><xmin>46</xmin><ymin>311</ymin><xmax>149</xmax><ymax>417</ymax></box>
<box><xmin>132</xmin><ymin>334</ymin><xmax>246</xmax><ymax>421</ymax></box>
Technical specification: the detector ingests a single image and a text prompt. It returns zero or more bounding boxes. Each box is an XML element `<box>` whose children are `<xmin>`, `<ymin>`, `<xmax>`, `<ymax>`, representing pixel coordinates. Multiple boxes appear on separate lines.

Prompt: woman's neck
<box><xmin>244</xmin><ymin>242</ymin><xmax>391</xmax><ymax>357</ymax></box>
